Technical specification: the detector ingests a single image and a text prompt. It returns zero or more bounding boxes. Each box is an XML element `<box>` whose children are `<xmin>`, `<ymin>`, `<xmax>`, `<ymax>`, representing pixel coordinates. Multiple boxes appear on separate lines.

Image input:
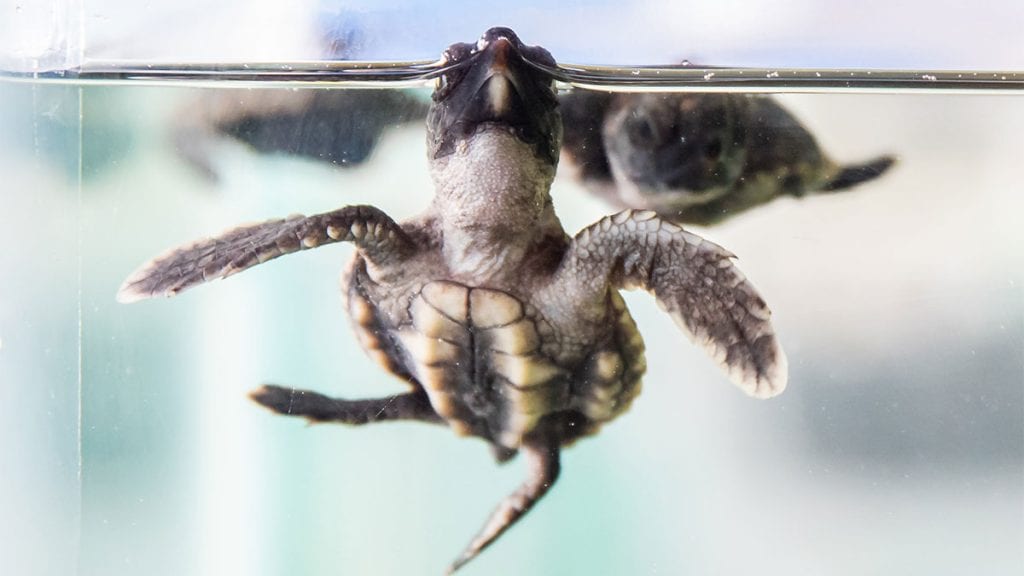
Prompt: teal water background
<box><xmin>1</xmin><ymin>81</ymin><xmax>1022</xmax><ymax>575</ymax></box>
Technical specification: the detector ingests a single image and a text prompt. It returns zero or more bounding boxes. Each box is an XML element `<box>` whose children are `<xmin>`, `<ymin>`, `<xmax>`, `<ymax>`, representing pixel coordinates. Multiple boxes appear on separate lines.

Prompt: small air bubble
<box><xmin>921</xmin><ymin>74</ymin><xmax>937</xmax><ymax>81</ymax></box>
<box><xmin>703</xmin><ymin>72</ymin><xmax>715</xmax><ymax>80</ymax></box>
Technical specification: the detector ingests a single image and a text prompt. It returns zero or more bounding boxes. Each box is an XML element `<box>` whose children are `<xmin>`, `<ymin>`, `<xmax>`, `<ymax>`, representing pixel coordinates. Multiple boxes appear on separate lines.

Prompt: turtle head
<box><xmin>426</xmin><ymin>27</ymin><xmax>561</xmax><ymax>167</ymax></box>
<box><xmin>602</xmin><ymin>94</ymin><xmax>749</xmax><ymax>208</ymax></box>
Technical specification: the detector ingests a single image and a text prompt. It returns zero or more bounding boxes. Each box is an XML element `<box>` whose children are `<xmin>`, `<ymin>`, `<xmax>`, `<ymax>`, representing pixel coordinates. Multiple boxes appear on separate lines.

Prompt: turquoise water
<box><xmin>1</xmin><ymin>81</ymin><xmax>1022</xmax><ymax>575</ymax></box>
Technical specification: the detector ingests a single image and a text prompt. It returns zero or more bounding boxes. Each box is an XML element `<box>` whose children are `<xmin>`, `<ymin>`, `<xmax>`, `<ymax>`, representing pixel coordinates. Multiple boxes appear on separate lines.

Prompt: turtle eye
<box><xmin>435</xmin><ymin>43</ymin><xmax>476</xmax><ymax>100</ymax></box>
<box><xmin>434</xmin><ymin>71</ymin><xmax>464</xmax><ymax>101</ymax></box>
<box><xmin>442</xmin><ymin>42</ymin><xmax>475</xmax><ymax>65</ymax></box>
<box><xmin>522</xmin><ymin>45</ymin><xmax>556</xmax><ymax>68</ymax></box>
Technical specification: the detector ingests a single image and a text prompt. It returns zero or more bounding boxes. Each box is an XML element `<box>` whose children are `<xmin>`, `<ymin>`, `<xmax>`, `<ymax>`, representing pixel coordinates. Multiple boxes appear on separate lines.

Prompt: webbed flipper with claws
<box><xmin>117</xmin><ymin>205</ymin><xmax>413</xmax><ymax>303</ymax></box>
<box><xmin>549</xmin><ymin>209</ymin><xmax>787</xmax><ymax>397</ymax></box>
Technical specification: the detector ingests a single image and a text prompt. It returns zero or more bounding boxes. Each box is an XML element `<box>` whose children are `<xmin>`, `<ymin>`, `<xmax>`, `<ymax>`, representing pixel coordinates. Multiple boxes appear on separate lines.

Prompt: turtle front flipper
<box><xmin>117</xmin><ymin>205</ymin><xmax>413</xmax><ymax>302</ymax></box>
<box><xmin>447</xmin><ymin>442</ymin><xmax>560</xmax><ymax>574</ymax></box>
<box><xmin>554</xmin><ymin>210</ymin><xmax>787</xmax><ymax>398</ymax></box>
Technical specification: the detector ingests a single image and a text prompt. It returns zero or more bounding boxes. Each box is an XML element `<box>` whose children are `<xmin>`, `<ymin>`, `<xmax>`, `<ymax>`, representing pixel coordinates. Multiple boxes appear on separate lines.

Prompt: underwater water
<box><xmin>1</xmin><ymin>78</ymin><xmax>1022</xmax><ymax>576</ymax></box>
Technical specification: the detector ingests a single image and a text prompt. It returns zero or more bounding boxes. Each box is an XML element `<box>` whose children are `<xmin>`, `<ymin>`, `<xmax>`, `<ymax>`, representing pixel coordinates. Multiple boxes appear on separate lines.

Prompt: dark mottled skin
<box><xmin>122</xmin><ymin>29</ymin><xmax>788</xmax><ymax>574</ymax></box>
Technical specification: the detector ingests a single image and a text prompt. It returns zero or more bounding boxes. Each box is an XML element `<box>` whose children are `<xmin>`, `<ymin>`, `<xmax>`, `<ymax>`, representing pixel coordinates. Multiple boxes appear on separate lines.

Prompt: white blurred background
<box><xmin>1</xmin><ymin>0</ymin><xmax>1023</xmax><ymax>69</ymax></box>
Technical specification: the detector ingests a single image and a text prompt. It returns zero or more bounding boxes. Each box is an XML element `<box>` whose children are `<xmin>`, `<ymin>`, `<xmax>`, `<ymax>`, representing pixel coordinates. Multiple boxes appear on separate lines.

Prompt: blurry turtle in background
<box><xmin>174</xmin><ymin>88</ymin><xmax>428</xmax><ymax>180</ymax></box>
<box><xmin>175</xmin><ymin>80</ymin><xmax>893</xmax><ymax>225</ymax></box>
<box><xmin>126</xmin><ymin>28</ymin><xmax>787</xmax><ymax>573</ymax></box>
<box><xmin>172</xmin><ymin>22</ymin><xmax>430</xmax><ymax>181</ymax></box>
<box><xmin>560</xmin><ymin>90</ymin><xmax>895</xmax><ymax>225</ymax></box>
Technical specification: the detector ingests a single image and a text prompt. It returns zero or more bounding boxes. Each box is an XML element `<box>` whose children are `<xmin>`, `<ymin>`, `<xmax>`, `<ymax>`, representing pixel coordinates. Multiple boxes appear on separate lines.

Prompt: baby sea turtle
<box><xmin>561</xmin><ymin>90</ymin><xmax>895</xmax><ymax>225</ymax></box>
<box><xmin>119</xmin><ymin>27</ymin><xmax>787</xmax><ymax>573</ymax></box>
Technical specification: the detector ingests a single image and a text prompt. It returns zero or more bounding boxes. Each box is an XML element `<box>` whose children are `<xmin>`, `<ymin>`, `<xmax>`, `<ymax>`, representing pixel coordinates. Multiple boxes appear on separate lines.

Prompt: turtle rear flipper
<box><xmin>447</xmin><ymin>442</ymin><xmax>560</xmax><ymax>574</ymax></box>
<box><xmin>117</xmin><ymin>205</ymin><xmax>413</xmax><ymax>303</ymax></box>
<box><xmin>553</xmin><ymin>210</ymin><xmax>787</xmax><ymax>398</ymax></box>
<box><xmin>820</xmin><ymin>155</ymin><xmax>897</xmax><ymax>192</ymax></box>
<box><xmin>249</xmin><ymin>385</ymin><xmax>442</xmax><ymax>425</ymax></box>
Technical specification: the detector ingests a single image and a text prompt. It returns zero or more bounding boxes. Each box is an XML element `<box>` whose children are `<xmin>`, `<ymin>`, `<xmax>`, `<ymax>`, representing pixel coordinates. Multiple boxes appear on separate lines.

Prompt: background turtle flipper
<box><xmin>820</xmin><ymin>155</ymin><xmax>897</xmax><ymax>192</ymax></box>
<box><xmin>176</xmin><ymin>90</ymin><xmax>429</xmax><ymax>180</ymax></box>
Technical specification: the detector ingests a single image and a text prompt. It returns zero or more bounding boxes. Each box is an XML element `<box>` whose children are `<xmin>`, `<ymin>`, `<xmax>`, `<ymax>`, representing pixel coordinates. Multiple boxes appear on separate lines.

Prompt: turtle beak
<box><xmin>473</xmin><ymin>34</ymin><xmax>525</xmax><ymax>120</ymax></box>
<box><xmin>451</xmin><ymin>28</ymin><xmax>542</xmax><ymax>134</ymax></box>
<box><xmin>428</xmin><ymin>27</ymin><xmax>561</xmax><ymax>164</ymax></box>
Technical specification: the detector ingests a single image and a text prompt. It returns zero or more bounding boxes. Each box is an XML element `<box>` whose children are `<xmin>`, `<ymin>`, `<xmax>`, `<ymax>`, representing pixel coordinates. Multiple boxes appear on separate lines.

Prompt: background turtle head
<box><xmin>602</xmin><ymin>93</ymin><xmax>749</xmax><ymax>206</ymax></box>
<box><xmin>426</xmin><ymin>27</ymin><xmax>562</xmax><ymax>167</ymax></box>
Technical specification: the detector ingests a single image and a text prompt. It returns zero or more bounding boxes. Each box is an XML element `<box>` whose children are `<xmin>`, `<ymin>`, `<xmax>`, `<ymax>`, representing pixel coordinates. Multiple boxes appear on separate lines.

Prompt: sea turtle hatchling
<box><xmin>119</xmin><ymin>27</ymin><xmax>788</xmax><ymax>573</ymax></box>
<box><xmin>560</xmin><ymin>90</ymin><xmax>896</xmax><ymax>225</ymax></box>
